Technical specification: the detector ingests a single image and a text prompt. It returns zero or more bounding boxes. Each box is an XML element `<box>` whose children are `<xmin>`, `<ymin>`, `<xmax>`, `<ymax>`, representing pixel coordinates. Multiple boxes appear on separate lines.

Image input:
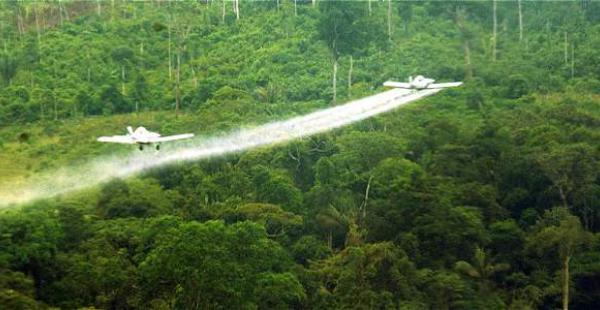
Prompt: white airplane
<box><xmin>383</xmin><ymin>75</ymin><xmax>462</xmax><ymax>90</ymax></box>
<box><xmin>97</xmin><ymin>126</ymin><xmax>194</xmax><ymax>151</ymax></box>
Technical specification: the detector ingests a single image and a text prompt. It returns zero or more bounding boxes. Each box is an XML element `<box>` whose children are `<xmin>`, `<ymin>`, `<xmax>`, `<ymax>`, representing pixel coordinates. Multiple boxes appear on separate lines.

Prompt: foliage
<box><xmin>0</xmin><ymin>1</ymin><xmax>598</xmax><ymax>309</ymax></box>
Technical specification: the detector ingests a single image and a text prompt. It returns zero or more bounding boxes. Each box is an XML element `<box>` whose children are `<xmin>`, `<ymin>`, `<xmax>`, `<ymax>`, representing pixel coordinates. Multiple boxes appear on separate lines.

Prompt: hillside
<box><xmin>0</xmin><ymin>1</ymin><xmax>599</xmax><ymax>309</ymax></box>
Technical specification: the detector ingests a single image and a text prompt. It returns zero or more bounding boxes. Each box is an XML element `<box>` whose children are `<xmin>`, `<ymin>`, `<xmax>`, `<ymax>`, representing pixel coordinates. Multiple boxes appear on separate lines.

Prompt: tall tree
<box><xmin>317</xmin><ymin>2</ymin><xmax>367</xmax><ymax>104</ymax></box>
<box><xmin>111</xmin><ymin>46</ymin><xmax>134</xmax><ymax>96</ymax></box>
<box><xmin>132</xmin><ymin>75</ymin><xmax>148</xmax><ymax>114</ymax></box>
<box><xmin>455</xmin><ymin>7</ymin><xmax>473</xmax><ymax>80</ymax></box>
<box><xmin>168</xmin><ymin>13</ymin><xmax>172</xmax><ymax>80</ymax></box>
<box><xmin>492</xmin><ymin>0</ymin><xmax>497</xmax><ymax>61</ymax></box>
<box><xmin>527</xmin><ymin>208</ymin><xmax>592</xmax><ymax>310</ymax></box>
<box><xmin>140</xmin><ymin>220</ymin><xmax>302</xmax><ymax>309</ymax></box>
<box><xmin>170</xmin><ymin>10</ymin><xmax>192</xmax><ymax>116</ymax></box>
<box><xmin>387</xmin><ymin>0</ymin><xmax>392</xmax><ymax>42</ymax></box>
<box><xmin>234</xmin><ymin>0</ymin><xmax>239</xmax><ymax>19</ymax></box>
<box><xmin>398</xmin><ymin>1</ymin><xmax>413</xmax><ymax>34</ymax></box>
<box><xmin>536</xmin><ymin>143</ymin><xmax>596</xmax><ymax>209</ymax></box>
<box><xmin>0</xmin><ymin>52</ymin><xmax>17</xmax><ymax>86</ymax></box>
<box><xmin>316</xmin><ymin>205</ymin><xmax>346</xmax><ymax>249</ymax></box>
<box><xmin>518</xmin><ymin>0</ymin><xmax>523</xmax><ymax>42</ymax></box>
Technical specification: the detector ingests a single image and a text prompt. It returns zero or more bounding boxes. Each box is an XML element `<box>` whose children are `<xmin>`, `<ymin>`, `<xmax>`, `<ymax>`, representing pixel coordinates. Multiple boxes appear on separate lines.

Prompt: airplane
<box><xmin>383</xmin><ymin>75</ymin><xmax>463</xmax><ymax>90</ymax></box>
<box><xmin>97</xmin><ymin>126</ymin><xmax>194</xmax><ymax>151</ymax></box>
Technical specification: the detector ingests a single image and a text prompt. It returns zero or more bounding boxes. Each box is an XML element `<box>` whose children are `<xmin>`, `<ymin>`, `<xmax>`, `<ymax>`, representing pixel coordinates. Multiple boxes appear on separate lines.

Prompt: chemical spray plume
<box><xmin>0</xmin><ymin>88</ymin><xmax>441</xmax><ymax>208</ymax></box>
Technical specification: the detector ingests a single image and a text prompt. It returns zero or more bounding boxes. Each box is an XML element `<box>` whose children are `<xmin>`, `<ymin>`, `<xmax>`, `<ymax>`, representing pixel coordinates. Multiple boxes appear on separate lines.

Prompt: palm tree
<box><xmin>455</xmin><ymin>247</ymin><xmax>509</xmax><ymax>294</ymax></box>
<box><xmin>316</xmin><ymin>205</ymin><xmax>346</xmax><ymax>249</ymax></box>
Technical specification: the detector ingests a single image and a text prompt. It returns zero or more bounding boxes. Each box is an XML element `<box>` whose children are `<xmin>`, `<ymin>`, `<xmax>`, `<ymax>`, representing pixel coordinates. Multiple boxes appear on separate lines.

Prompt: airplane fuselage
<box><xmin>127</xmin><ymin>127</ymin><xmax>163</xmax><ymax>150</ymax></box>
<box><xmin>128</xmin><ymin>127</ymin><xmax>161</xmax><ymax>144</ymax></box>
<box><xmin>408</xmin><ymin>75</ymin><xmax>435</xmax><ymax>89</ymax></box>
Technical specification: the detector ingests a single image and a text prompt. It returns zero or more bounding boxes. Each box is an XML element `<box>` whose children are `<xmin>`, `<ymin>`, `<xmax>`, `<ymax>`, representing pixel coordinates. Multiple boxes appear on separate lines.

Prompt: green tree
<box><xmin>99</xmin><ymin>84</ymin><xmax>131</xmax><ymax>114</ymax></box>
<box><xmin>527</xmin><ymin>208</ymin><xmax>593</xmax><ymax>310</ymax></box>
<box><xmin>221</xmin><ymin>203</ymin><xmax>303</xmax><ymax>237</ymax></box>
<box><xmin>0</xmin><ymin>269</ymin><xmax>42</xmax><ymax>309</ymax></box>
<box><xmin>139</xmin><ymin>220</ymin><xmax>302</xmax><ymax>309</ymax></box>
<box><xmin>417</xmin><ymin>269</ymin><xmax>471</xmax><ymax>310</ymax></box>
<box><xmin>97</xmin><ymin>179</ymin><xmax>173</xmax><ymax>219</ymax></box>
<box><xmin>413</xmin><ymin>206</ymin><xmax>489</xmax><ymax>267</ymax></box>
<box><xmin>0</xmin><ymin>52</ymin><xmax>18</xmax><ymax>86</ymax></box>
<box><xmin>536</xmin><ymin>143</ymin><xmax>597</xmax><ymax>209</ymax></box>
<box><xmin>132</xmin><ymin>74</ymin><xmax>148</xmax><ymax>113</ymax></box>
<box><xmin>397</xmin><ymin>1</ymin><xmax>413</xmax><ymax>33</ymax></box>
<box><xmin>111</xmin><ymin>46</ymin><xmax>135</xmax><ymax>95</ymax></box>
<box><xmin>317</xmin><ymin>2</ymin><xmax>365</xmax><ymax>103</ymax></box>
<box><xmin>316</xmin><ymin>205</ymin><xmax>347</xmax><ymax>249</ymax></box>
<box><xmin>455</xmin><ymin>247</ymin><xmax>509</xmax><ymax>296</ymax></box>
<box><xmin>312</xmin><ymin>242</ymin><xmax>420</xmax><ymax>308</ymax></box>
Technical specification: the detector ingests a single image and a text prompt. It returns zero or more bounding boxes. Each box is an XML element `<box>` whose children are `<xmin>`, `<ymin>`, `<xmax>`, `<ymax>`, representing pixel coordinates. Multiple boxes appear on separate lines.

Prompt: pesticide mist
<box><xmin>0</xmin><ymin>88</ymin><xmax>441</xmax><ymax>207</ymax></box>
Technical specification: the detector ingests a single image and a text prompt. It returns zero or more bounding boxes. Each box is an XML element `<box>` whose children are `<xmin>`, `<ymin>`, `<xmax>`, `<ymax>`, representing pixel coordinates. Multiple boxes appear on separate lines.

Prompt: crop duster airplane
<box><xmin>383</xmin><ymin>75</ymin><xmax>462</xmax><ymax>90</ymax></box>
<box><xmin>97</xmin><ymin>126</ymin><xmax>194</xmax><ymax>151</ymax></box>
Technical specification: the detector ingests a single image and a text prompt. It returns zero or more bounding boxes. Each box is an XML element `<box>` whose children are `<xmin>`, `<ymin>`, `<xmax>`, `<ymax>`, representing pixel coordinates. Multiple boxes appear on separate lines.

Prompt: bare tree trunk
<box><xmin>564</xmin><ymin>32</ymin><xmax>568</xmax><ymax>65</ymax></box>
<box><xmin>387</xmin><ymin>0</ymin><xmax>392</xmax><ymax>42</ymax></box>
<box><xmin>235</xmin><ymin>0</ymin><xmax>239</xmax><ymax>20</ymax></box>
<box><xmin>312</xmin><ymin>0</ymin><xmax>316</xmax><ymax>7</ymax></box>
<box><xmin>559</xmin><ymin>187</ymin><xmax>568</xmax><ymax>209</ymax></box>
<box><xmin>121</xmin><ymin>65</ymin><xmax>126</xmax><ymax>95</ymax></box>
<box><xmin>518</xmin><ymin>0</ymin><xmax>523</xmax><ymax>42</ymax></box>
<box><xmin>464</xmin><ymin>41</ymin><xmax>473</xmax><ymax>80</ymax></box>
<box><xmin>348</xmin><ymin>55</ymin><xmax>353</xmax><ymax>98</ymax></box>
<box><xmin>62</xmin><ymin>2</ymin><xmax>70</xmax><ymax>22</ymax></box>
<box><xmin>140</xmin><ymin>42</ymin><xmax>144</xmax><ymax>69</ymax></box>
<box><xmin>456</xmin><ymin>8</ymin><xmax>473</xmax><ymax>80</ymax></box>
<box><xmin>111</xmin><ymin>0</ymin><xmax>115</xmax><ymax>23</ymax></box>
<box><xmin>368</xmin><ymin>0</ymin><xmax>372</xmax><ymax>16</ymax></box>
<box><xmin>54</xmin><ymin>96</ymin><xmax>58</xmax><ymax>121</ymax></box>
<box><xmin>192</xmin><ymin>66</ymin><xmax>198</xmax><ymax>88</ymax></box>
<box><xmin>97</xmin><ymin>0</ymin><xmax>102</xmax><ymax>16</ymax></box>
<box><xmin>362</xmin><ymin>175</ymin><xmax>373</xmax><ymax>219</ymax></box>
<box><xmin>175</xmin><ymin>51</ymin><xmax>181</xmax><ymax>116</ymax></box>
<box><xmin>168</xmin><ymin>17</ymin><xmax>172</xmax><ymax>80</ymax></box>
<box><xmin>294</xmin><ymin>0</ymin><xmax>297</xmax><ymax>16</ymax></box>
<box><xmin>35</xmin><ymin>7</ymin><xmax>41</xmax><ymax>45</ymax></box>
<box><xmin>563</xmin><ymin>255</ymin><xmax>570</xmax><ymax>310</ymax></box>
<box><xmin>571</xmin><ymin>43</ymin><xmax>575</xmax><ymax>78</ymax></box>
<box><xmin>16</xmin><ymin>7</ymin><xmax>24</xmax><ymax>39</ymax></box>
<box><xmin>222</xmin><ymin>0</ymin><xmax>225</xmax><ymax>23</ymax></box>
<box><xmin>86</xmin><ymin>51</ymin><xmax>91</xmax><ymax>82</ymax></box>
<box><xmin>332</xmin><ymin>58</ymin><xmax>337</xmax><ymax>104</ymax></box>
<box><xmin>57</xmin><ymin>0</ymin><xmax>64</xmax><ymax>26</ymax></box>
<box><xmin>492</xmin><ymin>0</ymin><xmax>497</xmax><ymax>62</ymax></box>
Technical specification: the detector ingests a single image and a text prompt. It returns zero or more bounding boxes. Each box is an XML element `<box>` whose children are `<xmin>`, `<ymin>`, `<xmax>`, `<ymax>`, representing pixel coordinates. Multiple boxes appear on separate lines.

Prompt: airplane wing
<box><xmin>151</xmin><ymin>133</ymin><xmax>194</xmax><ymax>143</ymax></box>
<box><xmin>383</xmin><ymin>81</ymin><xmax>412</xmax><ymax>88</ymax></box>
<box><xmin>97</xmin><ymin>136</ymin><xmax>136</xmax><ymax>144</ymax></box>
<box><xmin>427</xmin><ymin>82</ymin><xmax>463</xmax><ymax>89</ymax></box>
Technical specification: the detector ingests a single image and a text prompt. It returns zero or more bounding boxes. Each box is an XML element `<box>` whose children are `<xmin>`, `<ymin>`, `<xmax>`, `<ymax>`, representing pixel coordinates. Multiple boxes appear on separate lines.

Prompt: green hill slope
<box><xmin>0</xmin><ymin>1</ymin><xmax>599</xmax><ymax>309</ymax></box>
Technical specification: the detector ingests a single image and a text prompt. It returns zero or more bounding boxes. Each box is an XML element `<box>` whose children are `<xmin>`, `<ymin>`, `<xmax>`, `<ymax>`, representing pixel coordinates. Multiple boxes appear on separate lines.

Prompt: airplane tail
<box><xmin>127</xmin><ymin>126</ymin><xmax>134</xmax><ymax>135</ymax></box>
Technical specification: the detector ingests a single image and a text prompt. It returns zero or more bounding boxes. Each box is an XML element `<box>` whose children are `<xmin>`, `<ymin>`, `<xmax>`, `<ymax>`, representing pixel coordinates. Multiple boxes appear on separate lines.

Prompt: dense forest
<box><xmin>0</xmin><ymin>1</ymin><xmax>599</xmax><ymax>309</ymax></box>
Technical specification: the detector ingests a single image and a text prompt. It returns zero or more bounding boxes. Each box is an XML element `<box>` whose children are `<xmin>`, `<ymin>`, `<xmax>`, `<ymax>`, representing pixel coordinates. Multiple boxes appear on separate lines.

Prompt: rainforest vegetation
<box><xmin>0</xmin><ymin>1</ymin><xmax>599</xmax><ymax>309</ymax></box>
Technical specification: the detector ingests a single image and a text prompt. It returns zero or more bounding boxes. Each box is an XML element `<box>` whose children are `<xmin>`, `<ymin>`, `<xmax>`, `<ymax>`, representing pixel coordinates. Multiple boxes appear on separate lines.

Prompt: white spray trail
<box><xmin>0</xmin><ymin>88</ymin><xmax>441</xmax><ymax>207</ymax></box>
